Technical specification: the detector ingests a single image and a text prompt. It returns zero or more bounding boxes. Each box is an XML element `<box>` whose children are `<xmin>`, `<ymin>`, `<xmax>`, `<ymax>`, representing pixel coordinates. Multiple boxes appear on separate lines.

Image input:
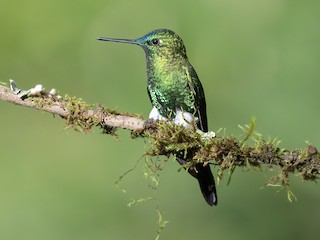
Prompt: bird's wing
<box><xmin>185</xmin><ymin>64</ymin><xmax>208</xmax><ymax>132</ymax></box>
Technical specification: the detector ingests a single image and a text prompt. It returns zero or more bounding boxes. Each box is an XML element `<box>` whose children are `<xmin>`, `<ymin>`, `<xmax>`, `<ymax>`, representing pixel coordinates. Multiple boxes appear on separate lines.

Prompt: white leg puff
<box><xmin>148</xmin><ymin>106</ymin><xmax>215</xmax><ymax>140</ymax></box>
<box><xmin>148</xmin><ymin>107</ymin><xmax>167</xmax><ymax>121</ymax></box>
<box><xmin>174</xmin><ymin>108</ymin><xmax>195</xmax><ymax>129</ymax></box>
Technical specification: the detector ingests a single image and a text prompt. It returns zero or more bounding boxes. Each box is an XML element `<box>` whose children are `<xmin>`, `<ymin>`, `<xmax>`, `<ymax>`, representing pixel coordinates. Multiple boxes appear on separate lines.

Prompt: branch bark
<box><xmin>1</xmin><ymin>83</ymin><xmax>319</xmax><ymax>192</ymax></box>
<box><xmin>0</xmin><ymin>83</ymin><xmax>145</xmax><ymax>131</ymax></box>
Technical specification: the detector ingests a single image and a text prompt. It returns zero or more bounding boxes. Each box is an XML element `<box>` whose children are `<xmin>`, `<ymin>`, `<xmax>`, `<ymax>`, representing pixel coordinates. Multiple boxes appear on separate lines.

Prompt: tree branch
<box><xmin>0</xmin><ymin>83</ymin><xmax>145</xmax><ymax>131</ymax></box>
<box><xmin>1</xmin><ymin>82</ymin><xmax>319</xmax><ymax>194</ymax></box>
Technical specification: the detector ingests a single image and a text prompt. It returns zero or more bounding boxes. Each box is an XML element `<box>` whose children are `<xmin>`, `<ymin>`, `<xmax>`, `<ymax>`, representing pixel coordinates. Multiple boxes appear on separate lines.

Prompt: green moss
<box><xmin>62</xmin><ymin>95</ymin><xmax>142</xmax><ymax>136</ymax></box>
<box><xmin>63</xmin><ymin>95</ymin><xmax>95</xmax><ymax>132</ymax></box>
<box><xmin>13</xmin><ymin>88</ymin><xmax>319</xmax><ymax>201</ymax></box>
<box><xmin>141</xmin><ymin>119</ymin><xmax>320</xmax><ymax>198</ymax></box>
<box><xmin>145</xmin><ymin>120</ymin><xmax>202</xmax><ymax>157</ymax></box>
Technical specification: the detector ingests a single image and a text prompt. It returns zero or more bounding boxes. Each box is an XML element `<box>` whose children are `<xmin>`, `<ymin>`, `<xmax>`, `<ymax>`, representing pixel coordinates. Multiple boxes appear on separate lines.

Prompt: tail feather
<box><xmin>176</xmin><ymin>157</ymin><xmax>217</xmax><ymax>206</ymax></box>
<box><xmin>196</xmin><ymin>164</ymin><xmax>217</xmax><ymax>206</ymax></box>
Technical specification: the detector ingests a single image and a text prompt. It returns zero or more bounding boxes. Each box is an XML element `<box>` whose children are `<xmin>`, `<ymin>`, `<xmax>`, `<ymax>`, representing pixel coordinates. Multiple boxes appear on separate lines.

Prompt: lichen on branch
<box><xmin>0</xmin><ymin>82</ymin><xmax>319</xmax><ymax>195</ymax></box>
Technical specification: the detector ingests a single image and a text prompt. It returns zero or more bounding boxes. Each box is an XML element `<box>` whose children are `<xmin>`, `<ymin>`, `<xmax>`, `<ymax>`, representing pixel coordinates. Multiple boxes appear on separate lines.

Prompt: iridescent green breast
<box><xmin>147</xmin><ymin>56</ymin><xmax>197</xmax><ymax>118</ymax></box>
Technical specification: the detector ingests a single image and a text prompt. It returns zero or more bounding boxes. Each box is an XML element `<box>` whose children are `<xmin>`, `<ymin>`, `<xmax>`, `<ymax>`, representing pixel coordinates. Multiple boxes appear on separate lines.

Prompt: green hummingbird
<box><xmin>97</xmin><ymin>29</ymin><xmax>217</xmax><ymax>206</ymax></box>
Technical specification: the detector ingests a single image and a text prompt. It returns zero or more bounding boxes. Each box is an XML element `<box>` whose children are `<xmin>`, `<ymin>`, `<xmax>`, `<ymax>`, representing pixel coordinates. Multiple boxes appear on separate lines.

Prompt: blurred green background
<box><xmin>1</xmin><ymin>0</ymin><xmax>319</xmax><ymax>239</ymax></box>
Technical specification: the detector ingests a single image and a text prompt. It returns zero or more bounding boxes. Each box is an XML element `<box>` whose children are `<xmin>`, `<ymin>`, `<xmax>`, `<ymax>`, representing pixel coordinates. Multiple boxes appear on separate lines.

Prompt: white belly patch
<box><xmin>149</xmin><ymin>107</ymin><xmax>195</xmax><ymax>129</ymax></box>
<box><xmin>148</xmin><ymin>106</ymin><xmax>215</xmax><ymax>139</ymax></box>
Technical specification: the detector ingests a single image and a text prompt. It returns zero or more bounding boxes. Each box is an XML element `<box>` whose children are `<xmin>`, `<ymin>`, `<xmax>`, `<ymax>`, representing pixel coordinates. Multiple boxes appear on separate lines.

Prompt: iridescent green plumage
<box><xmin>143</xmin><ymin>30</ymin><xmax>208</xmax><ymax>131</ymax></box>
<box><xmin>97</xmin><ymin>29</ymin><xmax>217</xmax><ymax>206</ymax></box>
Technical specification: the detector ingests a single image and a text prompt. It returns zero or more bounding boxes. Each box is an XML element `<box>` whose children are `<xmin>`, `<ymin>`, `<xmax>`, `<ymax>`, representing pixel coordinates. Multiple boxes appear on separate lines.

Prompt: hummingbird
<box><xmin>97</xmin><ymin>29</ymin><xmax>217</xmax><ymax>206</ymax></box>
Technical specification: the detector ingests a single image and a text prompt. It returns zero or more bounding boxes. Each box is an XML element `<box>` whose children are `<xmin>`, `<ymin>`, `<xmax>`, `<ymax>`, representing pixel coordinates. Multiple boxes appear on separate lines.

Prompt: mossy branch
<box><xmin>0</xmin><ymin>83</ymin><xmax>319</xmax><ymax>192</ymax></box>
<box><xmin>0</xmin><ymin>83</ymin><xmax>145</xmax><ymax>131</ymax></box>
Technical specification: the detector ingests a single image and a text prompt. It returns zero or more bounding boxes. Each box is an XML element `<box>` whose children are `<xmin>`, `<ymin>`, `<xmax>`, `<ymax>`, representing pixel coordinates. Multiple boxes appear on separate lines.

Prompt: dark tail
<box><xmin>196</xmin><ymin>164</ymin><xmax>217</xmax><ymax>206</ymax></box>
<box><xmin>176</xmin><ymin>157</ymin><xmax>218</xmax><ymax>206</ymax></box>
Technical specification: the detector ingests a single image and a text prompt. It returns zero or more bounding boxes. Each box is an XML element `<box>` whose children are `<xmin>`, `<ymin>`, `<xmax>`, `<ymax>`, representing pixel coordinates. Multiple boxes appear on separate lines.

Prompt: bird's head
<box><xmin>97</xmin><ymin>29</ymin><xmax>187</xmax><ymax>59</ymax></box>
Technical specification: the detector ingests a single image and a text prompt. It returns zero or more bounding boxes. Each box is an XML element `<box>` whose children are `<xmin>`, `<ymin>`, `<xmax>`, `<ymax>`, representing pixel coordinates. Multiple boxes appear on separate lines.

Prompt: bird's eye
<box><xmin>150</xmin><ymin>38</ymin><xmax>160</xmax><ymax>46</ymax></box>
